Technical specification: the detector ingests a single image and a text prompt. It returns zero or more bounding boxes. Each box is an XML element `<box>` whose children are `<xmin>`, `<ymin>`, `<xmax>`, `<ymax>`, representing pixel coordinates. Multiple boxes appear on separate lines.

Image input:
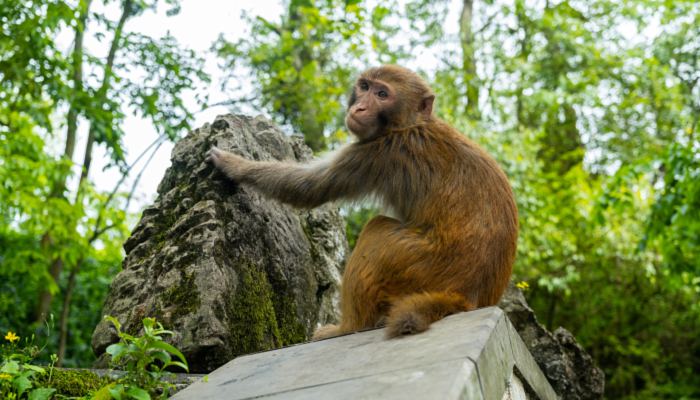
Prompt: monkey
<box><xmin>207</xmin><ymin>65</ymin><xmax>518</xmax><ymax>339</ymax></box>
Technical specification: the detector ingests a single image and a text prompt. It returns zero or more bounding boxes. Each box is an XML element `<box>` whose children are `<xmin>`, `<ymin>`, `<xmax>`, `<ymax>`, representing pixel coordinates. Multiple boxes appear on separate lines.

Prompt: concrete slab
<box><xmin>172</xmin><ymin>307</ymin><xmax>557</xmax><ymax>400</ymax></box>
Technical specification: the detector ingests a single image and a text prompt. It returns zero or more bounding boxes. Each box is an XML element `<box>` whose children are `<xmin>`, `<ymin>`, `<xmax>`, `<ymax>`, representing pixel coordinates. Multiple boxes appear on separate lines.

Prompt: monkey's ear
<box><xmin>420</xmin><ymin>95</ymin><xmax>435</xmax><ymax>117</ymax></box>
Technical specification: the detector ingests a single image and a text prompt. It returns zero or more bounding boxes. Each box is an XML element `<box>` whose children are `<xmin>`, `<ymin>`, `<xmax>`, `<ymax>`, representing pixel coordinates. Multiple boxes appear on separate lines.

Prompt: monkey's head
<box><xmin>346</xmin><ymin>65</ymin><xmax>435</xmax><ymax>140</ymax></box>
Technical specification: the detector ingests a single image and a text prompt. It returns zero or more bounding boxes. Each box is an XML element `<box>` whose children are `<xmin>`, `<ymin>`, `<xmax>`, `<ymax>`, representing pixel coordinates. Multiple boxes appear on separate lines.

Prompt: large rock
<box><xmin>499</xmin><ymin>286</ymin><xmax>606</xmax><ymax>399</ymax></box>
<box><xmin>92</xmin><ymin>114</ymin><xmax>348</xmax><ymax>373</ymax></box>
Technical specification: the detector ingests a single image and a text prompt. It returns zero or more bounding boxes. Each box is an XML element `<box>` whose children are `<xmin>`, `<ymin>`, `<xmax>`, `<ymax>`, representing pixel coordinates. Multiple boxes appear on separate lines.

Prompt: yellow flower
<box><xmin>0</xmin><ymin>373</ymin><xmax>11</xmax><ymax>380</ymax></box>
<box><xmin>4</xmin><ymin>331</ymin><xmax>19</xmax><ymax>343</ymax></box>
<box><xmin>515</xmin><ymin>281</ymin><xmax>530</xmax><ymax>290</ymax></box>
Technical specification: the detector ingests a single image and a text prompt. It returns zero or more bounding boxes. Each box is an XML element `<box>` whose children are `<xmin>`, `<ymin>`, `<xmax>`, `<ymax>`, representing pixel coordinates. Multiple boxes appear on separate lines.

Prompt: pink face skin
<box><xmin>345</xmin><ymin>78</ymin><xmax>397</xmax><ymax>140</ymax></box>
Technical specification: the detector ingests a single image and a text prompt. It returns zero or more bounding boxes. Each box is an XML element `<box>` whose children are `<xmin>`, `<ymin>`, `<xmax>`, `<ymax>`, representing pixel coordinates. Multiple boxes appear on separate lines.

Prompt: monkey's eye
<box><xmin>359</xmin><ymin>81</ymin><xmax>369</xmax><ymax>91</ymax></box>
<box><xmin>377</xmin><ymin>90</ymin><xmax>388</xmax><ymax>98</ymax></box>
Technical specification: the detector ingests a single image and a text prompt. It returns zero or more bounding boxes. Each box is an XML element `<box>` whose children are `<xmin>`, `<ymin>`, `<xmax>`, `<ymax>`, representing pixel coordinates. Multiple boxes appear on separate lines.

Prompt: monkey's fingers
<box><xmin>206</xmin><ymin>146</ymin><xmax>224</xmax><ymax>164</ymax></box>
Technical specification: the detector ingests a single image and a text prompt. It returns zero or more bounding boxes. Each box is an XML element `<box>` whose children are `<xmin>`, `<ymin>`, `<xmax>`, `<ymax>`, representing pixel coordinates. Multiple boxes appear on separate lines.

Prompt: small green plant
<box><xmin>104</xmin><ymin>316</ymin><xmax>189</xmax><ymax>400</ymax></box>
<box><xmin>0</xmin><ymin>330</ymin><xmax>56</xmax><ymax>400</ymax></box>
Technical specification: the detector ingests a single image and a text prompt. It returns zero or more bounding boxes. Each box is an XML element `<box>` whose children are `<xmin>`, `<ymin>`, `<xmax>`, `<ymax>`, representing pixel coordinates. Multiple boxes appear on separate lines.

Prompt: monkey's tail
<box><xmin>384</xmin><ymin>292</ymin><xmax>475</xmax><ymax>338</ymax></box>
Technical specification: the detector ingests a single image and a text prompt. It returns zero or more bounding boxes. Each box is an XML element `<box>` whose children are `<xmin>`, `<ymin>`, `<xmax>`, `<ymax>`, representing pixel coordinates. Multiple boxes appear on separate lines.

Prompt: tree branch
<box><xmin>64</xmin><ymin>0</ymin><xmax>93</xmax><ymax>165</ymax></box>
<box><xmin>125</xmin><ymin>138</ymin><xmax>166</xmax><ymax>211</ymax></box>
<box><xmin>35</xmin><ymin>0</ymin><xmax>93</xmax><ymax>325</ymax></box>
<box><xmin>78</xmin><ymin>0</ymin><xmax>134</xmax><ymax>187</ymax></box>
<box><xmin>200</xmin><ymin>96</ymin><xmax>258</xmax><ymax>111</ymax></box>
<box><xmin>89</xmin><ymin>134</ymin><xmax>167</xmax><ymax>243</ymax></box>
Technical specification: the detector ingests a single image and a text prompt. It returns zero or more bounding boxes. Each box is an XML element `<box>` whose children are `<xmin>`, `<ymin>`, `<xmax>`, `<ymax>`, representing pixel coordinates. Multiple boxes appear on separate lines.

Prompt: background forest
<box><xmin>1</xmin><ymin>0</ymin><xmax>698</xmax><ymax>398</ymax></box>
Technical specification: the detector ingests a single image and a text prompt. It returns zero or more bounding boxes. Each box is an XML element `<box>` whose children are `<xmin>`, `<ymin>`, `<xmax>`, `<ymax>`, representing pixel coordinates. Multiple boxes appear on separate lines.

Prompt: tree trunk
<box><xmin>34</xmin><ymin>0</ymin><xmax>92</xmax><ymax>324</ymax></box>
<box><xmin>56</xmin><ymin>0</ymin><xmax>134</xmax><ymax>363</ymax></box>
<box><xmin>545</xmin><ymin>292</ymin><xmax>557</xmax><ymax>330</ymax></box>
<box><xmin>514</xmin><ymin>0</ymin><xmax>531</xmax><ymax>128</ymax></box>
<box><xmin>460</xmin><ymin>0</ymin><xmax>480</xmax><ymax>120</ymax></box>
<box><xmin>57</xmin><ymin>137</ymin><xmax>165</xmax><ymax>365</ymax></box>
<box><xmin>56</xmin><ymin>263</ymin><xmax>79</xmax><ymax>366</ymax></box>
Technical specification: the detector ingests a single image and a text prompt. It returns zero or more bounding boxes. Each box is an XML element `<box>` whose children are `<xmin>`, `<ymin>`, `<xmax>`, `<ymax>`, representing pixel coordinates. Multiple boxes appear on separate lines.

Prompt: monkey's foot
<box><xmin>385</xmin><ymin>311</ymin><xmax>429</xmax><ymax>338</ymax></box>
<box><xmin>311</xmin><ymin>324</ymin><xmax>341</xmax><ymax>341</ymax></box>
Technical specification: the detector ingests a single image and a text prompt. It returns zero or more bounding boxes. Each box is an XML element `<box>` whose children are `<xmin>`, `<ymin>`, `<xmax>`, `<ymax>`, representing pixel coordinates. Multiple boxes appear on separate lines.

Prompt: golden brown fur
<box><xmin>207</xmin><ymin>65</ymin><xmax>518</xmax><ymax>339</ymax></box>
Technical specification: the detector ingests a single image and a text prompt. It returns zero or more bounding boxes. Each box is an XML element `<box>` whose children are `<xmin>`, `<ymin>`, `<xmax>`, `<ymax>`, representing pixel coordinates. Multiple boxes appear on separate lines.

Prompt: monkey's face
<box><xmin>345</xmin><ymin>77</ymin><xmax>397</xmax><ymax>140</ymax></box>
<box><xmin>346</xmin><ymin>66</ymin><xmax>435</xmax><ymax>140</ymax></box>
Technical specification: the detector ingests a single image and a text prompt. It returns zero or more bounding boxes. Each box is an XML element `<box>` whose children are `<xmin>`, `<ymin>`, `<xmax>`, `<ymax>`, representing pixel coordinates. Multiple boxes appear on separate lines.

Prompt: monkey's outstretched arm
<box><xmin>207</xmin><ymin>146</ymin><xmax>368</xmax><ymax>208</ymax></box>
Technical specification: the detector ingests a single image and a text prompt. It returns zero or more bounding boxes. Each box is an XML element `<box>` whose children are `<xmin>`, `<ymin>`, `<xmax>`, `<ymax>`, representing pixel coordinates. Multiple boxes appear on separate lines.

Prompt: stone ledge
<box><xmin>172</xmin><ymin>307</ymin><xmax>558</xmax><ymax>400</ymax></box>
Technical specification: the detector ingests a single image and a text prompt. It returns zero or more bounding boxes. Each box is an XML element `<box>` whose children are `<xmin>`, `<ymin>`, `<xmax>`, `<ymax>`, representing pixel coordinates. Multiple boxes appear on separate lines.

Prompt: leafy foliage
<box><xmin>0</xmin><ymin>0</ymin><xmax>208</xmax><ymax>369</ymax></box>
<box><xmin>0</xmin><ymin>328</ymin><xmax>57</xmax><ymax>400</ymax></box>
<box><xmin>0</xmin><ymin>124</ymin><xmax>71</xmax><ymax>327</ymax></box>
<box><xmin>647</xmin><ymin>142</ymin><xmax>700</xmax><ymax>276</ymax></box>
<box><xmin>105</xmin><ymin>316</ymin><xmax>188</xmax><ymax>400</ymax></box>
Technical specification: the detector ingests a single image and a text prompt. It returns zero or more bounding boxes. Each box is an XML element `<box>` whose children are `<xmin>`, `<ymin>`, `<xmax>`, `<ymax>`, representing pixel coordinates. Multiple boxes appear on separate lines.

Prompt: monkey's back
<box><xmin>444</xmin><ymin>129</ymin><xmax>517</xmax><ymax>306</ymax></box>
<box><xmin>381</xmin><ymin>120</ymin><xmax>519</xmax><ymax>306</ymax></box>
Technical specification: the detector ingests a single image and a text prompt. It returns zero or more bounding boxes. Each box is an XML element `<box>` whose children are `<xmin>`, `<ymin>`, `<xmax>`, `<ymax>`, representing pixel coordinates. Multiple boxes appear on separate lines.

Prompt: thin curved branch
<box><xmin>125</xmin><ymin>138</ymin><xmax>166</xmax><ymax>211</ymax></box>
<box><xmin>198</xmin><ymin>96</ymin><xmax>258</xmax><ymax>113</ymax></box>
<box><xmin>88</xmin><ymin>134</ymin><xmax>167</xmax><ymax>243</ymax></box>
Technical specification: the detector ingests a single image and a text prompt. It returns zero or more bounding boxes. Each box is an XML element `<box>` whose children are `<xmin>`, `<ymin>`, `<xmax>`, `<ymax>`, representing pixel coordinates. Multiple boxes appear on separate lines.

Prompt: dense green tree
<box><xmin>0</xmin><ymin>0</ymin><xmax>208</xmax><ymax>366</ymax></box>
<box><xmin>475</xmin><ymin>1</ymin><xmax>700</xmax><ymax>397</ymax></box>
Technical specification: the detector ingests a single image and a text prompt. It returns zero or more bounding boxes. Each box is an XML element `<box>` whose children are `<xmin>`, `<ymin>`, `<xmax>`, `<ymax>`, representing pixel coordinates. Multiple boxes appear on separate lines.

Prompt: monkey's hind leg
<box><xmin>385</xmin><ymin>292</ymin><xmax>475</xmax><ymax>338</ymax></box>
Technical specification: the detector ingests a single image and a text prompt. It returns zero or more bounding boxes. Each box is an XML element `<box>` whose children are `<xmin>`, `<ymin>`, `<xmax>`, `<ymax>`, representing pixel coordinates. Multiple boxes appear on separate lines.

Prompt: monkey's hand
<box><xmin>206</xmin><ymin>146</ymin><xmax>250</xmax><ymax>181</ymax></box>
<box><xmin>207</xmin><ymin>145</ymin><xmax>343</xmax><ymax>208</ymax></box>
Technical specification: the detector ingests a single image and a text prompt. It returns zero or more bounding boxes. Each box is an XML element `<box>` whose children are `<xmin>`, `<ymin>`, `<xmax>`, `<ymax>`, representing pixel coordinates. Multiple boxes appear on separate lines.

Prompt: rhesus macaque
<box><xmin>207</xmin><ymin>65</ymin><xmax>518</xmax><ymax>339</ymax></box>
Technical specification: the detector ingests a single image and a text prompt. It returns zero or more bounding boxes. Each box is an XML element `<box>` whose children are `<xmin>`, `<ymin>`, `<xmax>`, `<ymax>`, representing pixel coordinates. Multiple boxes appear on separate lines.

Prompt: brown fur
<box><xmin>208</xmin><ymin>65</ymin><xmax>518</xmax><ymax>340</ymax></box>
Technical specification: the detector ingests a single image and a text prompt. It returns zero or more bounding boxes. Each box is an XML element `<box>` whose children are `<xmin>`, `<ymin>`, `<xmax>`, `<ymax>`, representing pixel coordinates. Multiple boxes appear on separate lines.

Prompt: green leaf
<box><xmin>148</xmin><ymin>341</ymin><xmax>188</xmax><ymax>366</ymax></box>
<box><xmin>125</xmin><ymin>386</ymin><xmax>151</xmax><ymax>400</ymax></box>
<box><xmin>28</xmin><ymin>387</ymin><xmax>56</xmax><ymax>400</ymax></box>
<box><xmin>1</xmin><ymin>360</ymin><xmax>20</xmax><ymax>374</ymax></box>
<box><xmin>15</xmin><ymin>374</ymin><xmax>32</xmax><ymax>397</ymax></box>
<box><xmin>23</xmin><ymin>364</ymin><xmax>46</xmax><ymax>374</ymax></box>
<box><xmin>164</xmin><ymin>361</ymin><xmax>189</xmax><ymax>372</ymax></box>
<box><xmin>105</xmin><ymin>315</ymin><xmax>122</xmax><ymax>332</ymax></box>
<box><xmin>108</xmin><ymin>383</ymin><xmax>125</xmax><ymax>400</ymax></box>
<box><xmin>106</xmin><ymin>343</ymin><xmax>127</xmax><ymax>361</ymax></box>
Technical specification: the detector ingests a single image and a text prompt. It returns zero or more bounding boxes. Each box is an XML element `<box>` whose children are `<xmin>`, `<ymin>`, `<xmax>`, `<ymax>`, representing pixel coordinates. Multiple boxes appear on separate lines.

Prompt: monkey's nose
<box><xmin>353</xmin><ymin>105</ymin><xmax>367</xmax><ymax>114</ymax></box>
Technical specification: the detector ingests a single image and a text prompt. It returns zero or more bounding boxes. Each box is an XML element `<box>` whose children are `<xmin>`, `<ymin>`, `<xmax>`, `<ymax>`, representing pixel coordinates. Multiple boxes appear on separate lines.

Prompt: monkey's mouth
<box><xmin>346</xmin><ymin>115</ymin><xmax>366</xmax><ymax>133</ymax></box>
<box><xmin>350</xmin><ymin>114</ymin><xmax>378</xmax><ymax>132</ymax></box>
<box><xmin>348</xmin><ymin>114</ymin><xmax>365</xmax><ymax>126</ymax></box>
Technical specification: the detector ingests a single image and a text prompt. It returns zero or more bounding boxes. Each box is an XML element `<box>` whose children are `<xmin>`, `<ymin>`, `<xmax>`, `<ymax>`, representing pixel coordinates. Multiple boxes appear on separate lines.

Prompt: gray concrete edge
<box><xmin>479</xmin><ymin>309</ymin><xmax>559</xmax><ymax>400</ymax></box>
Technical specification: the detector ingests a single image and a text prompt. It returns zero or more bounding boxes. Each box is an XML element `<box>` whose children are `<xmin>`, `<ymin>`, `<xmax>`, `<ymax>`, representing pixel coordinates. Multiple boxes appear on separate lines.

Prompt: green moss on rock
<box><xmin>36</xmin><ymin>369</ymin><xmax>111</xmax><ymax>397</ymax></box>
<box><xmin>161</xmin><ymin>270</ymin><xmax>201</xmax><ymax>320</ymax></box>
<box><xmin>227</xmin><ymin>263</ymin><xmax>310</xmax><ymax>357</ymax></box>
<box><xmin>229</xmin><ymin>265</ymin><xmax>282</xmax><ymax>356</ymax></box>
<box><xmin>273</xmin><ymin>293</ymin><xmax>308</xmax><ymax>346</ymax></box>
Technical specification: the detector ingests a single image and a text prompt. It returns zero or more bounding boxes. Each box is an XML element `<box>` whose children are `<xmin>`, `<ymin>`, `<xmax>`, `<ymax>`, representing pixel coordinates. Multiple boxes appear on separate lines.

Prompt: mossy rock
<box><xmin>227</xmin><ymin>264</ymin><xmax>307</xmax><ymax>356</ymax></box>
<box><xmin>36</xmin><ymin>369</ymin><xmax>112</xmax><ymax>397</ymax></box>
<box><xmin>92</xmin><ymin>114</ymin><xmax>348</xmax><ymax>373</ymax></box>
